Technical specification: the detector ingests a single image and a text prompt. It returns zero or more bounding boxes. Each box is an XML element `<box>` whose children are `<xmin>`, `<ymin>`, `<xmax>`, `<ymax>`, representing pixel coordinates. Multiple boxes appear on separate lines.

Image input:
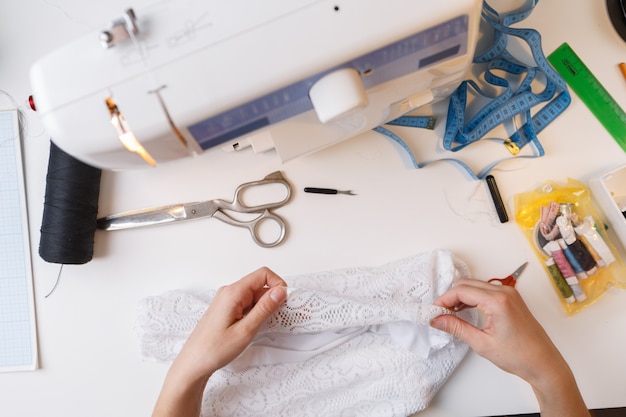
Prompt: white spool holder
<box><xmin>309</xmin><ymin>68</ymin><xmax>369</xmax><ymax>123</ymax></box>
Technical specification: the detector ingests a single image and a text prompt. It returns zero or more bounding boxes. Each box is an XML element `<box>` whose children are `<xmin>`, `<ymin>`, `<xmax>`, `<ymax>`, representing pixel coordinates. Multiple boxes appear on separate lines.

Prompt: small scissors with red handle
<box><xmin>453</xmin><ymin>262</ymin><xmax>528</xmax><ymax>312</ymax></box>
<box><xmin>488</xmin><ymin>262</ymin><xmax>528</xmax><ymax>287</ymax></box>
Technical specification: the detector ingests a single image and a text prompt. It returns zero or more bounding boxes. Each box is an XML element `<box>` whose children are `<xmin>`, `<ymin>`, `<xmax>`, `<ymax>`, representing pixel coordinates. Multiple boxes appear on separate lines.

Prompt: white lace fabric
<box><xmin>136</xmin><ymin>250</ymin><xmax>477</xmax><ymax>416</ymax></box>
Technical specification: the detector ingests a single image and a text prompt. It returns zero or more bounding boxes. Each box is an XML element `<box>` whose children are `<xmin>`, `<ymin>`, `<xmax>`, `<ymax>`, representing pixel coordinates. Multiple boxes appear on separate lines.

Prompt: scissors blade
<box><xmin>97</xmin><ymin>201</ymin><xmax>219</xmax><ymax>231</ymax></box>
<box><xmin>510</xmin><ymin>261</ymin><xmax>529</xmax><ymax>281</ymax></box>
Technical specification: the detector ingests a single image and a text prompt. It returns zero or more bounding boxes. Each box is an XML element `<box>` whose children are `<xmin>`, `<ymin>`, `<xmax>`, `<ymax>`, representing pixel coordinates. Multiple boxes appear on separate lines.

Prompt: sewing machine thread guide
<box><xmin>548</xmin><ymin>42</ymin><xmax>626</xmax><ymax>153</ymax></box>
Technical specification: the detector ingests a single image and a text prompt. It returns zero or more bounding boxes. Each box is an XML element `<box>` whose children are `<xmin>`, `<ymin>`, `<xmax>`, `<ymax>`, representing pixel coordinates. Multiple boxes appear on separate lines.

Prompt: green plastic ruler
<box><xmin>548</xmin><ymin>42</ymin><xmax>626</xmax><ymax>152</ymax></box>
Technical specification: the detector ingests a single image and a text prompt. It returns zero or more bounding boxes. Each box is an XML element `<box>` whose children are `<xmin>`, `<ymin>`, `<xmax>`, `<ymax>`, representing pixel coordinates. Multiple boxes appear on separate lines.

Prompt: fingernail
<box><xmin>430</xmin><ymin>317</ymin><xmax>445</xmax><ymax>331</ymax></box>
<box><xmin>269</xmin><ymin>286</ymin><xmax>286</xmax><ymax>303</ymax></box>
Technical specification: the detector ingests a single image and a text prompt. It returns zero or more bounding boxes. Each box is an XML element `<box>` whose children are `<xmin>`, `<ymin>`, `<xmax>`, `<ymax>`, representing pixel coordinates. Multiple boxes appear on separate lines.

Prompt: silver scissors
<box><xmin>96</xmin><ymin>171</ymin><xmax>292</xmax><ymax>248</ymax></box>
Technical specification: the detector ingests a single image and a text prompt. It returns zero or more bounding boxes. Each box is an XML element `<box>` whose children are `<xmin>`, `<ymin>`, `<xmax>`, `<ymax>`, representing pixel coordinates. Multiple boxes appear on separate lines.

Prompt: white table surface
<box><xmin>2</xmin><ymin>0</ymin><xmax>626</xmax><ymax>416</ymax></box>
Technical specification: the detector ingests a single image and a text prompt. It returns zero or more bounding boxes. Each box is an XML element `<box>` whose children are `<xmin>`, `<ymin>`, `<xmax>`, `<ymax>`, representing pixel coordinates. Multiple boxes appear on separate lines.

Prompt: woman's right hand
<box><xmin>430</xmin><ymin>278</ymin><xmax>590</xmax><ymax>417</ymax></box>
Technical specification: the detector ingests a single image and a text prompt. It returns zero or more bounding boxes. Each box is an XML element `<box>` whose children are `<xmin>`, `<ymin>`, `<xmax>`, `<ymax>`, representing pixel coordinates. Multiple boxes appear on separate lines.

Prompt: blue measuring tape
<box><xmin>376</xmin><ymin>0</ymin><xmax>571</xmax><ymax>180</ymax></box>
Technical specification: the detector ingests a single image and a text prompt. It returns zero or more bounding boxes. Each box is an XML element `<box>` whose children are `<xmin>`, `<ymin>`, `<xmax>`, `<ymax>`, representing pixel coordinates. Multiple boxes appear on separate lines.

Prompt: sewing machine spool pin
<box><xmin>100</xmin><ymin>9</ymin><xmax>138</xmax><ymax>49</ymax></box>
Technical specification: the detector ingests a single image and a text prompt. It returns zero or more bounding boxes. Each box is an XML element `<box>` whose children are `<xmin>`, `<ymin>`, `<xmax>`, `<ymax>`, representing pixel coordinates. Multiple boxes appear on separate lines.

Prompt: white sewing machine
<box><xmin>30</xmin><ymin>0</ymin><xmax>482</xmax><ymax>170</ymax></box>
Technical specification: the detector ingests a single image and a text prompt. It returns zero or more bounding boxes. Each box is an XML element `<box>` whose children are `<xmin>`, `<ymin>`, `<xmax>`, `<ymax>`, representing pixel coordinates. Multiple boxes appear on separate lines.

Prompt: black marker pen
<box><xmin>485</xmin><ymin>174</ymin><xmax>508</xmax><ymax>223</ymax></box>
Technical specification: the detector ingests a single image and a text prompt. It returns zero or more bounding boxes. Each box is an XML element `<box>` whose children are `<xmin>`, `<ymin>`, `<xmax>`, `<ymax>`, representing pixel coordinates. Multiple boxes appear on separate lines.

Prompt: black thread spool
<box><xmin>39</xmin><ymin>141</ymin><xmax>102</xmax><ymax>264</ymax></box>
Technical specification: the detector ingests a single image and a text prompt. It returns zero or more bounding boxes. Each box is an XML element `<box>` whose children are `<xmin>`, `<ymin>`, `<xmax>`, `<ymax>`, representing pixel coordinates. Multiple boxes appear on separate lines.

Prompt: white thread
<box><xmin>44</xmin><ymin>264</ymin><xmax>64</xmax><ymax>298</ymax></box>
<box><xmin>38</xmin><ymin>0</ymin><xmax>94</xmax><ymax>31</ymax></box>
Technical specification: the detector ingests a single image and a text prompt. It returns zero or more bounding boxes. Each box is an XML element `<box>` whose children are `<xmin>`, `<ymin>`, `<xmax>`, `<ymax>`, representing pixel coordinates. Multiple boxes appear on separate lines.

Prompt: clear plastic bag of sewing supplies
<box><xmin>514</xmin><ymin>178</ymin><xmax>626</xmax><ymax>316</ymax></box>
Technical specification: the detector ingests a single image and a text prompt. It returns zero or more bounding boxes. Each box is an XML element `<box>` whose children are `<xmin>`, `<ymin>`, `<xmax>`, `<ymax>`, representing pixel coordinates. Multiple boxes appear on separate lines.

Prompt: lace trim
<box><xmin>136</xmin><ymin>249</ymin><xmax>476</xmax><ymax>417</ymax></box>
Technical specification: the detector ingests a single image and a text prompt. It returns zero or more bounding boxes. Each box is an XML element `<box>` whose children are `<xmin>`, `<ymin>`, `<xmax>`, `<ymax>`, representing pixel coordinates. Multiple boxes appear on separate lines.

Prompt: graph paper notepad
<box><xmin>0</xmin><ymin>110</ymin><xmax>38</xmax><ymax>371</ymax></box>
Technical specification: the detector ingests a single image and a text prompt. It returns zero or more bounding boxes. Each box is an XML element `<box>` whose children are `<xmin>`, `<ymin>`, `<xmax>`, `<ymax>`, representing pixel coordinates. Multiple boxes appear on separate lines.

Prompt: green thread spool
<box><xmin>545</xmin><ymin>258</ymin><xmax>576</xmax><ymax>303</ymax></box>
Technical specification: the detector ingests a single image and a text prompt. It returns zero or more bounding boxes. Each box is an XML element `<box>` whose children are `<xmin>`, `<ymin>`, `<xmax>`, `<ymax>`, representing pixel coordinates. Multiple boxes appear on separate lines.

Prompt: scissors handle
<box><xmin>488</xmin><ymin>276</ymin><xmax>517</xmax><ymax>287</ymax></box>
<box><xmin>213</xmin><ymin>209</ymin><xmax>286</xmax><ymax>248</ymax></box>
<box><xmin>226</xmin><ymin>171</ymin><xmax>292</xmax><ymax>213</ymax></box>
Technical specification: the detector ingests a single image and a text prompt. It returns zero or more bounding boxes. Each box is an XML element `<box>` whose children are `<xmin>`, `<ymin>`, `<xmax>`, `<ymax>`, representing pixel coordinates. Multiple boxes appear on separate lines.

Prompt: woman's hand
<box><xmin>153</xmin><ymin>267</ymin><xmax>287</xmax><ymax>417</ymax></box>
<box><xmin>430</xmin><ymin>278</ymin><xmax>590</xmax><ymax>417</ymax></box>
<box><xmin>177</xmin><ymin>267</ymin><xmax>287</xmax><ymax>379</ymax></box>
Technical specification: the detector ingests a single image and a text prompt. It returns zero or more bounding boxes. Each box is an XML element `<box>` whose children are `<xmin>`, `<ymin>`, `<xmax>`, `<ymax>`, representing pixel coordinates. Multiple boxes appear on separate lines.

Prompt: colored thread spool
<box><xmin>567</xmin><ymin>239</ymin><xmax>597</xmax><ymax>275</ymax></box>
<box><xmin>575</xmin><ymin>216</ymin><xmax>616</xmax><ymax>267</ymax></box>
<box><xmin>577</xmin><ymin>234</ymin><xmax>603</xmax><ymax>265</ymax></box>
<box><xmin>544</xmin><ymin>237</ymin><xmax>587</xmax><ymax>303</ymax></box>
<box><xmin>557</xmin><ymin>239</ymin><xmax>587</xmax><ymax>279</ymax></box>
<box><xmin>564</xmin><ymin>276</ymin><xmax>587</xmax><ymax>302</ymax></box>
<box><xmin>545</xmin><ymin>258</ymin><xmax>575</xmax><ymax>303</ymax></box>
<box><xmin>39</xmin><ymin>141</ymin><xmax>102</xmax><ymax>264</ymax></box>
<box><xmin>550</xmin><ymin>243</ymin><xmax>577</xmax><ymax>279</ymax></box>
